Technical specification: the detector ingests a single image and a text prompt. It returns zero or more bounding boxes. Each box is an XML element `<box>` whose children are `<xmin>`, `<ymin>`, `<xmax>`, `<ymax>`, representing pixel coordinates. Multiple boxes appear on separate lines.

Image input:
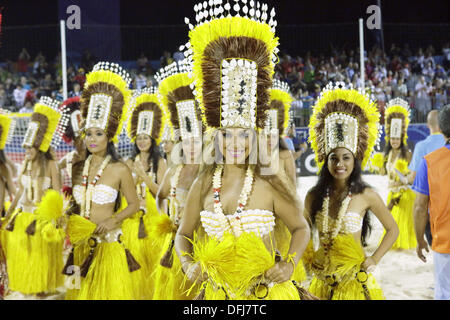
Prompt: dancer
<box><xmin>58</xmin><ymin>97</ymin><xmax>86</xmax><ymax>196</ymax></box>
<box><xmin>152</xmin><ymin>59</ymin><xmax>202</xmax><ymax>299</ymax></box>
<box><xmin>261</xmin><ymin>79</ymin><xmax>307</xmax><ymax>285</ymax></box>
<box><xmin>381</xmin><ymin>98</ymin><xmax>416</xmax><ymax>249</ymax></box>
<box><xmin>175</xmin><ymin>1</ymin><xmax>310</xmax><ymax>300</ymax></box>
<box><xmin>64</xmin><ymin>62</ymin><xmax>141</xmax><ymax>300</ymax></box>
<box><xmin>304</xmin><ymin>83</ymin><xmax>399</xmax><ymax>300</ymax></box>
<box><xmin>160</xmin><ymin>122</ymin><xmax>178</xmax><ymax>169</ymax></box>
<box><xmin>3</xmin><ymin>97</ymin><xmax>67</xmax><ymax>297</ymax></box>
<box><xmin>0</xmin><ymin>113</ymin><xmax>16</xmax><ymax>216</ymax></box>
<box><xmin>0</xmin><ymin>112</ymin><xmax>16</xmax><ymax>299</ymax></box>
<box><xmin>122</xmin><ymin>87</ymin><xmax>166</xmax><ymax>299</ymax></box>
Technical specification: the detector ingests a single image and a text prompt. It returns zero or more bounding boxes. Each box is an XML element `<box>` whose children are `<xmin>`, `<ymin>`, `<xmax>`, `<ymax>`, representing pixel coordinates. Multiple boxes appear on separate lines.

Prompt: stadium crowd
<box><xmin>1</xmin><ymin>43</ymin><xmax>449</xmax><ymax>124</ymax></box>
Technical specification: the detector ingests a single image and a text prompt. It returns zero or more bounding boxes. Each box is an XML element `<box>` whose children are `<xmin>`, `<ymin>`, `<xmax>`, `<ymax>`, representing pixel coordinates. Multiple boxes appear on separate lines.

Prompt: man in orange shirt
<box><xmin>413</xmin><ymin>104</ymin><xmax>450</xmax><ymax>300</ymax></box>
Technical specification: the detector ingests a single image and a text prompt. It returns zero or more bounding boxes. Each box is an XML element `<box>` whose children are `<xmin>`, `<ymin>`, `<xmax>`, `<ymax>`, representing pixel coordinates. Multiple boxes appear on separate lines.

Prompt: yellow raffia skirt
<box><xmin>3</xmin><ymin>207</ymin><xmax>65</xmax><ymax>294</ymax></box>
<box><xmin>186</xmin><ymin>232</ymin><xmax>301</xmax><ymax>300</ymax></box>
<box><xmin>65</xmin><ymin>215</ymin><xmax>143</xmax><ymax>300</ymax></box>
<box><xmin>307</xmin><ymin>234</ymin><xmax>385</xmax><ymax>300</ymax></box>
<box><xmin>122</xmin><ymin>190</ymin><xmax>160</xmax><ymax>299</ymax></box>
<box><xmin>382</xmin><ymin>189</ymin><xmax>417</xmax><ymax>250</ymax></box>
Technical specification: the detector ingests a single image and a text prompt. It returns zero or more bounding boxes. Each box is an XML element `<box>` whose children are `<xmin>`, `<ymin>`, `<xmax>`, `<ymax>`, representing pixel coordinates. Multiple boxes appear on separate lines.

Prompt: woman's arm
<box><xmin>362</xmin><ymin>188</ymin><xmax>399</xmax><ymax>269</ymax></box>
<box><xmin>175</xmin><ymin>175</ymin><xmax>204</xmax><ymax>283</ymax></box>
<box><xmin>156</xmin><ymin>166</ymin><xmax>173</xmax><ymax>201</ymax></box>
<box><xmin>265</xmin><ymin>187</ymin><xmax>311</xmax><ymax>283</ymax></box>
<box><xmin>282</xmin><ymin>151</ymin><xmax>297</xmax><ymax>186</ymax></box>
<box><xmin>49</xmin><ymin>160</ymin><xmax>62</xmax><ymax>192</ymax></box>
<box><xmin>137</xmin><ymin>158</ymin><xmax>167</xmax><ymax>197</ymax></box>
<box><xmin>5</xmin><ymin>183</ymin><xmax>23</xmax><ymax>219</ymax></box>
<box><xmin>2</xmin><ymin>163</ymin><xmax>16</xmax><ymax>200</ymax></box>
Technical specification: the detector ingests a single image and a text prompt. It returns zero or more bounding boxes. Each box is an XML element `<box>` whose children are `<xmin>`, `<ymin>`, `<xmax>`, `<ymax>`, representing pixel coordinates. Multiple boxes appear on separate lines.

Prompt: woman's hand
<box><xmin>94</xmin><ymin>216</ymin><xmax>119</xmax><ymax>235</ymax></box>
<box><xmin>183</xmin><ymin>261</ymin><xmax>208</xmax><ymax>285</ymax></box>
<box><xmin>361</xmin><ymin>256</ymin><xmax>377</xmax><ymax>273</ymax></box>
<box><xmin>265</xmin><ymin>261</ymin><xmax>294</xmax><ymax>284</ymax></box>
<box><xmin>134</xmin><ymin>161</ymin><xmax>147</xmax><ymax>180</ymax></box>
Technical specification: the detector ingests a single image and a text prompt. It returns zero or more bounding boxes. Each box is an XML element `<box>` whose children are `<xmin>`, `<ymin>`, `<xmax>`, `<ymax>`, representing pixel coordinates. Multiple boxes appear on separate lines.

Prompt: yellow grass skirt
<box><xmin>152</xmin><ymin>233</ymin><xmax>196</xmax><ymax>300</ymax></box>
<box><xmin>383</xmin><ymin>189</ymin><xmax>417</xmax><ymax>250</ymax></box>
<box><xmin>65</xmin><ymin>215</ymin><xmax>143</xmax><ymax>300</ymax></box>
<box><xmin>122</xmin><ymin>190</ymin><xmax>160</xmax><ymax>299</ymax></box>
<box><xmin>3</xmin><ymin>208</ymin><xmax>64</xmax><ymax>294</ymax></box>
<box><xmin>186</xmin><ymin>232</ymin><xmax>301</xmax><ymax>300</ymax></box>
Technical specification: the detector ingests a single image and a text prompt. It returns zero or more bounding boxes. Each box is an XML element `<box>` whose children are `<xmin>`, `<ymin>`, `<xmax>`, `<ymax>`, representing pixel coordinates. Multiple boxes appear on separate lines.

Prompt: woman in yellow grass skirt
<box><xmin>378</xmin><ymin>98</ymin><xmax>417</xmax><ymax>250</ymax></box>
<box><xmin>262</xmin><ymin>80</ymin><xmax>308</xmax><ymax>285</ymax></box>
<box><xmin>304</xmin><ymin>83</ymin><xmax>399</xmax><ymax>300</ymax></box>
<box><xmin>2</xmin><ymin>97</ymin><xmax>67</xmax><ymax>297</ymax></box>
<box><xmin>150</xmin><ymin>59</ymin><xmax>202</xmax><ymax>300</ymax></box>
<box><xmin>174</xmin><ymin>0</ymin><xmax>311</xmax><ymax>300</ymax></box>
<box><xmin>122</xmin><ymin>87</ymin><xmax>168</xmax><ymax>299</ymax></box>
<box><xmin>63</xmin><ymin>62</ymin><xmax>141</xmax><ymax>300</ymax></box>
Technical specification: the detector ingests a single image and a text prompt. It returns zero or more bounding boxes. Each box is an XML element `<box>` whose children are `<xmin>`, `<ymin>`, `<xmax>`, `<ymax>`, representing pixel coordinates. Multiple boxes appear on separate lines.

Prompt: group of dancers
<box><xmin>0</xmin><ymin>0</ymin><xmax>427</xmax><ymax>300</ymax></box>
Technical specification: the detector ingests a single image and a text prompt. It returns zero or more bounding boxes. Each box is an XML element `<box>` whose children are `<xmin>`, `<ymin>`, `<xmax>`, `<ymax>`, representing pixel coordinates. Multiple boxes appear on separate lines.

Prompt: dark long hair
<box><xmin>0</xmin><ymin>150</ymin><xmax>6</xmax><ymax>165</ymax></box>
<box><xmin>309</xmin><ymin>155</ymin><xmax>372</xmax><ymax>246</ymax></box>
<box><xmin>131</xmin><ymin>137</ymin><xmax>162</xmax><ymax>182</ymax></box>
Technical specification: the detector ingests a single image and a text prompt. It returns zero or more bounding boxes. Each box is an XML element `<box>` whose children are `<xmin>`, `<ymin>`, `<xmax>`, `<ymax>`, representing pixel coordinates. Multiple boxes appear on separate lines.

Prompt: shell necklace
<box><xmin>81</xmin><ymin>155</ymin><xmax>111</xmax><ymax>218</ymax></box>
<box><xmin>212</xmin><ymin>164</ymin><xmax>255</xmax><ymax>237</ymax></box>
<box><xmin>321</xmin><ymin>187</ymin><xmax>352</xmax><ymax>249</ymax></box>
<box><xmin>169</xmin><ymin>164</ymin><xmax>183</xmax><ymax>224</ymax></box>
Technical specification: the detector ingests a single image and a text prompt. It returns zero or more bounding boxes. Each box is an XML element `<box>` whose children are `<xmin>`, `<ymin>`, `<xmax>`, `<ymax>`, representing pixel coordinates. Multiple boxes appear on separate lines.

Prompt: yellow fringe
<box><xmin>0</xmin><ymin>114</ymin><xmax>13</xmax><ymax>149</ymax></box>
<box><xmin>308</xmin><ymin>88</ymin><xmax>380</xmax><ymax>170</ymax></box>
<box><xmin>5</xmin><ymin>206</ymin><xmax>64</xmax><ymax>294</ymax></box>
<box><xmin>83</xmin><ymin>69</ymin><xmax>131</xmax><ymax>144</ymax></box>
<box><xmin>369</xmin><ymin>152</ymin><xmax>385</xmax><ymax>173</ymax></box>
<box><xmin>33</xmin><ymin>102</ymin><xmax>62</xmax><ymax>152</ymax></box>
<box><xmin>270</xmin><ymin>88</ymin><xmax>294</xmax><ymax>133</ymax></box>
<box><xmin>66</xmin><ymin>215</ymin><xmax>97</xmax><ymax>245</ymax></box>
<box><xmin>382</xmin><ymin>189</ymin><xmax>417</xmax><ymax>249</ymax></box>
<box><xmin>394</xmin><ymin>158</ymin><xmax>409</xmax><ymax>175</ymax></box>
<box><xmin>73</xmin><ymin>242</ymin><xmax>139</xmax><ymax>300</ymax></box>
<box><xmin>35</xmin><ymin>190</ymin><xmax>64</xmax><ymax>221</ymax></box>
<box><xmin>385</xmin><ymin>103</ymin><xmax>410</xmax><ymax>146</ymax></box>
<box><xmin>189</xmin><ymin>16</ymin><xmax>279</xmax><ymax>127</ymax></box>
<box><xmin>126</xmin><ymin>91</ymin><xmax>164</xmax><ymax>145</ymax></box>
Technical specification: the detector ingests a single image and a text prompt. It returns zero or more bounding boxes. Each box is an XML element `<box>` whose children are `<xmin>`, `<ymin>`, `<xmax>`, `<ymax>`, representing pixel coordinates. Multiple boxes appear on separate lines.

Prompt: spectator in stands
<box><xmin>137</xmin><ymin>52</ymin><xmax>148</xmax><ymax>72</ymax></box>
<box><xmin>40</xmin><ymin>73</ymin><xmax>55</xmax><ymax>96</ymax></box>
<box><xmin>18</xmin><ymin>100</ymin><xmax>33</xmax><ymax>113</ymax></box>
<box><xmin>0</xmin><ymin>88</ymin><xmax>7</xmax><ymax>108</ymax></box>
<box><xmin>25</xmin><ymin>83</ymin><xmax>37</xmax><ymax>104</ymax></box>
<box><xmin>135</xmin><ymin>73</ymin><xmax>147</xmax><ymax>90</ymax></box>
<box><xmin>17</xmin><ymin>48</ymin><xmax>31</xmax><ymax>74</ymax></box>
<box><xmin>13</xmin><ymin>84</ymin><xmax>27</xmax><ymax>109</ymax></box>
<box><xmin>415</xmin><ymin>76</ymin><xmax>432</xmax><ymax>121</ymax></box>
<box><xmin>160</xmin><ymin>50</ymin><xmax>173</xmax><ymax>68</ymax></box>
<box><xmin>443</xmin><ymin>43</ymin><xmax>450</xmax><ymax>70</ymax></box>
<box><xmin>81</xmin><ymin>49</ymin><xmax>95</xmax><ymax>72</ymax></box>
<box><xmin>69</xmin><ymin>83</ymin><xmax>82</xmax><ymax>98</ymax></box>
<box><xmin>422</xmin><ymin>62</ymin><xmax>435</xmax><ymax>82</ymax></box>
<box><xmin>393</xmin><ymin>78</ymin><xmax>408</xmax><ymax>98</ymax></box>
<box><xmin>74</xmin><ymin>68</ymin><xmax>86</xmax><ymax>89</ymax></box>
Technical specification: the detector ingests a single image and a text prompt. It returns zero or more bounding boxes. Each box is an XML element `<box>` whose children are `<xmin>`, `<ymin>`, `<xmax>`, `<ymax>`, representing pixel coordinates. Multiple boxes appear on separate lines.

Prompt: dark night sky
<box><xmin>1</xmin><ymin>0</ymin><xmax>449</xmax><ymax>26</ymax></box>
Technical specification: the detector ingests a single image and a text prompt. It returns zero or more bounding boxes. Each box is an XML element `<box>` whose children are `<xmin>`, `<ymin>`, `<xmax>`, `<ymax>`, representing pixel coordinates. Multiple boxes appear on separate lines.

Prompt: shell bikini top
<box><xmin>316</xmin><ymin>210</ymin><xmax>364</xmax><ymax>235</ymax></box>
<box><xmin>200</xmin><ymin>209</ymin><xmax>276</xmax><ymax>240</ymax></box>
<box><xmin>21</xmin><ymin>175</ymin><xmax>51</xmax><ymax>191</ymax></box>
<box><xmin>72</xmin><ymin>184</ymin><xmax>119</xmax><ymax>205</ymax></box>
